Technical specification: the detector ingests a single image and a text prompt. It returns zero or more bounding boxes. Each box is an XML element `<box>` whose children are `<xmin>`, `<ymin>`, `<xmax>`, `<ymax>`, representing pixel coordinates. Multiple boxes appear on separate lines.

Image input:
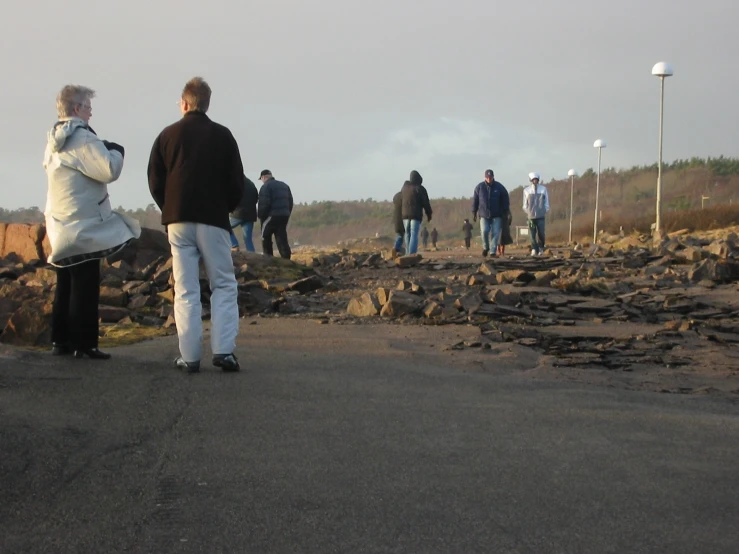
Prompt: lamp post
<box><xmin>593</xmin><ymin>140</ymin><xmax>606</xmax><ymax>243</ymax></box>
<box><xmin>567</xmin><ymin>169</ymin><xmax>577</xmax><ymax>244</ymax></box>
<box><xmin>652</xmin><ymin>61</ymin><xmax>674</xmax><ymax>236</ymax></box>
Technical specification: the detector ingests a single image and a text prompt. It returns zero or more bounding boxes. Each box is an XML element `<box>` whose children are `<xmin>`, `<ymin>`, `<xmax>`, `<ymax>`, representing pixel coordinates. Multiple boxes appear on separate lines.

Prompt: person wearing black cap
<box><xmin>471</xmin><ymin>169</ymin><xmax>510</xmax><ymax>257</ymax></box>
<box><xmin>257</xmin><ymin>169</ymin><xmax>293</xmax><ymax>259</ymax></box>
<box><xmin>400</xmin><ymin>170</ymin><xmax>432</xmax><ymax>254</ymax></box>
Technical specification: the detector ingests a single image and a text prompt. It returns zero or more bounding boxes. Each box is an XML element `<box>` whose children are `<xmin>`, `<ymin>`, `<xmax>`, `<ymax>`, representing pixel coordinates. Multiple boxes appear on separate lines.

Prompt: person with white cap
<box><xmin>522</xmin><ymin>172</ymin><xmax>550</xmax><ymax>256</ymax></box>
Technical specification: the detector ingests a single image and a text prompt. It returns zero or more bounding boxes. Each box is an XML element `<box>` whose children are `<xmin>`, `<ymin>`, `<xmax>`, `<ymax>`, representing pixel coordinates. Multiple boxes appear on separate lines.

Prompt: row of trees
<box><xmin>3</xmin><ymin>157</ymin><xmax>738</xmax><ymax>245</ymax></box>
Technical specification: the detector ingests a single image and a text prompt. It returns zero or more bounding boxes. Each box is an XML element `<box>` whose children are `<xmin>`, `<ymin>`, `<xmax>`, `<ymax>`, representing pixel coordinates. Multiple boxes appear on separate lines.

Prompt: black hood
<box><xmin>409</xmin><ymin>170</ymin><xmax>423</xmax><ymax>185</ymax></box>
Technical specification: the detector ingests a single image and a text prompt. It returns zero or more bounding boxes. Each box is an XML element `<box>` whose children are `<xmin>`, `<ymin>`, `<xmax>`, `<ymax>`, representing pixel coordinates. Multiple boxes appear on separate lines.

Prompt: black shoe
<box><xmin>74</xmin><ymin>348</ymin><xmax>111</xmax><ymax>360</ymax></box>
<box><xmin>51</xmin><ymin>343</ymin><xmax>72</xmax><ymax>356</ymax></box>
<box><xmin>482</xmin><ymin>249</ymin><xmax>488</xmax><ymax>257</ymax></box>
<box><xmin>174</xmin><ymin>357</ymin><xmax>200</xmax><ymax>373</ymax></box>
<box><xmin>212</xmin><ymin>353</ymin><xmax>240</xmax><ymax>372</ymax></box>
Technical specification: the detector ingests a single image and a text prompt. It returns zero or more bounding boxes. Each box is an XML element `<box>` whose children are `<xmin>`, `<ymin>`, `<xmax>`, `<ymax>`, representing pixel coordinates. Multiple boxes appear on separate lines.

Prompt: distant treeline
<box><xmin>4</xmin><ymin>157</ymin><xmax>739</xmax><ymax>246</ymax></box>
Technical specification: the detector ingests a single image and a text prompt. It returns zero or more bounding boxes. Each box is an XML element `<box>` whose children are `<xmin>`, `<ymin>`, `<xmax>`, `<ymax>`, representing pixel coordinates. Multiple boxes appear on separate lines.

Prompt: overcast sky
<box><xmin>2</xmin><ymin>0</ymin><xmax>738</xmax><ymax>210</ymax></box>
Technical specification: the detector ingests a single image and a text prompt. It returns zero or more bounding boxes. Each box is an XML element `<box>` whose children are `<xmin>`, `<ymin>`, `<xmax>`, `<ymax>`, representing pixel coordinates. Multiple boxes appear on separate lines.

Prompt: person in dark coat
<box><xmin>147</xmin><ymin>76</ymin><xmax>243</xmax><ymax>373</ymax></box>
<box><xmin>421</xmin><ymin>226</ymin><xmax>430</xmax><ymax>249</ymax></box>
<box><xmin>471</xmin><ymin>169</ymin><xmax>510</xmax><ymax>257</ymax></box>
<box><xmin>257</xmin><ymin>169</ymin><xmax>293</xmax><ymax>259</ymax></box>
<box><xmin>430</xmin><ymin>227</ymin><xmax>438</xmax><ymax>249</ymax></box>
<box><xmin>400</xmin><ymin>170</ymin><xmax>432</xmax><ymax>254</ymax></box>
<box><xmin>392</xmin><ymin>191</ymin><xmax>405</xmax><ymax>254</ymax></box>
<box><xmin>462</xmin><ymin>219</ymin><xmax>473</xmax><ymax>249</ymax></box>
<box><xmin>229</xmin><ymin>175</ymin><xmax>258</xmax><ymax>252</ymax></box>
<box><xmin>497</xmin><ymin>210</ymin><xmax>513</xmax><ymax>256</ymax></box>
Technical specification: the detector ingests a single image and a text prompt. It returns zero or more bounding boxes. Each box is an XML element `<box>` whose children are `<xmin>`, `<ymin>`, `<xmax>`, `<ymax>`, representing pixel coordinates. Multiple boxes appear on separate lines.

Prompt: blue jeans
<box><xmin>480</xmin><ymin>217</ymin><xmax>502</xmax><ymax>253</ymax></box>
<box><xmin>229</xmin><ymin>217</ymin><xmax>255</xmax><ymax>252</ymax></box>
<box><xmin>403</xmin><ymin>219</ymin><xmax>421</xmax><ymax>254</ymax></box>
<box><xmin>528</xmin><ymin>218</ymin><xmax>546</xmax><ymax>254</ymax></box>
<box><xmin>394</xmin><ymin>233</ymin><xmax>404</xmax><ymax>252</ymax></box>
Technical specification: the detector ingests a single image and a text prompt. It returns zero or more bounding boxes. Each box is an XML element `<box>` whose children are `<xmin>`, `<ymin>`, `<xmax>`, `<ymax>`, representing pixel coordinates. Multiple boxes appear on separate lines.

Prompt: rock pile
<box><xmin>0</xmin><ymin>225</ymin><xmax>322</xmax><ymax>347</ymax></box>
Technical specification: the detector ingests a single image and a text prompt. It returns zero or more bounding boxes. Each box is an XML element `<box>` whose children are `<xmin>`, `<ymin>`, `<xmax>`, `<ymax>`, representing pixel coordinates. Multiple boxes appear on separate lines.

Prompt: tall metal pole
<box><xmin>593</xmin><ymin>148</ymin><xmax>602</xmax><ymax>243</ymax></box>
<box><xmin>568</xmin><ymin>174</ymin><xmax>574</xmax><ymax>244</ymax></box>
<box><xmin>655</xmin><ymin>76</ymin><xmax>665</xmax><ymax>235</ymax></box>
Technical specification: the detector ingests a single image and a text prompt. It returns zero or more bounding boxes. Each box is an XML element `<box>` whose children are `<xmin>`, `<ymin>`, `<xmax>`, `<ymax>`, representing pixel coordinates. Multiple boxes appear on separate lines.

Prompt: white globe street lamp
<box><xmin>567</xmin><ymin>169</ymin><xmax>577</xmax><ymax>244</ymax></box>
<box><xmin>593</xmin><ymin>140</ymin><xmax>606</xmax><ymax>243</ymax></box>
<box><xmin>652</xmin><ymin>61</ymin><xmax>674</xmax><ymax>236</ymax></box>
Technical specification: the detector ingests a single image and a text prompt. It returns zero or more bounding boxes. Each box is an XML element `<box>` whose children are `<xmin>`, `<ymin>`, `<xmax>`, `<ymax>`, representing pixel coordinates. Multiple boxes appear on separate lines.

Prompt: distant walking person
<box><xmin>497</xmin><ymin>210</ymin><xmax>513</xmax><ymax>256</ymax></box>
<box><xmin>472</xmin><ymin>169</ymin><xmax>510</xmax><ymax>257</ymax></box>
<box><xmin>229</xmin><ymin>175</ymin><xmax>259</xmax><ymax>252</ymax></box>
<box><xmin>401</xmin><ymin>170</ymin><xmax>432</xmax><ymax>254</ymax></box>
<box><xmin>43</xmin><ymin>85</ymin><xmax>141</xmax><ymax>360</ymax></box>
<box><xmin>421</xmin><ymin>226</ymin><xmax>430</xmax><ymax>249</ymax></box>
<box><xmin>522</xmin><ymin>172</ymin><xmax>550</xmax><ymax>256</ymax></box>
<box><xmin>462</xmin><ymin>219</ymin><xmax>473</xmax><ymax>249</ymax></box>
<box><xmin>392</xmin><ymin>191</ymin><xmax>405</xmax><ymax>255</ymax></box>
<box><xmin>430</xmin><ymin>227</ymin><xmax>438</xmax><ymax>249</ymax></box>
<box><xmin>148</xmin><ymin>77</ymin><xmax>243</xmax><ymax>373</ymax></box>
<box><xmin>257</xmin><ymin>169</ymin><xmax>293</xmax><ymax>259</ymax></box>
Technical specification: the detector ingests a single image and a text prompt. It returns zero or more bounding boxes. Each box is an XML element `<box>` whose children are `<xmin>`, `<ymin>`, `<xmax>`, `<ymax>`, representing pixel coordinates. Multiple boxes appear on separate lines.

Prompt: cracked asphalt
<box><xmin>1</xmin><ymin>319</ymin><xmax>738</xmax><ymax>553</ymax></box>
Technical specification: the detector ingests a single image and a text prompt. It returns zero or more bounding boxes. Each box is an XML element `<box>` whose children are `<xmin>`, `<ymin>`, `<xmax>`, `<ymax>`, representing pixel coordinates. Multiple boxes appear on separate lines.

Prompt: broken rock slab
<box><xmin>347</xmin><ymin>292</ymin><xmax>381</xmax><ymax>317</ymax></box>
<box><xmin>395</xmin><ymin>254</ymin><xmax>422</xmax><ymax>268</ymax></box>
<box><xmin>379</xmin><ymin>290</ymin><xmax>424</xmax><ymax>317</ymax></box>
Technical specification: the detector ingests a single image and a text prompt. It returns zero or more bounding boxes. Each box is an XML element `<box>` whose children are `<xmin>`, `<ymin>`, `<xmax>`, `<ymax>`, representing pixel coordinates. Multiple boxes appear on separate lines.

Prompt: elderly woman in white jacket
<box><xmin>43</xmin><ymin>85</ymin><xmax>140</xmax><ymax>359</ymax></box>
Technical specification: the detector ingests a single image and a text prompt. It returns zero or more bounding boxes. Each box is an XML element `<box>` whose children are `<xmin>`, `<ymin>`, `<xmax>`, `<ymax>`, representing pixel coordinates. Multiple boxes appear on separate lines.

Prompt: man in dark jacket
<box><xmin>430</xmin><ymin>227</ymin><xmax>438</xmax><ymax>249</ymax></box>
<box><xmin>257</xmin><ymin>169</ymin><xmax>293</xmax><ymax>259</ymax></box>
<box><xmin>462</xmin><ymin>219</ymin><xmax>474</xmax><ymax>249</ymax></box>
<box><xmin>392</xmin><ymin>191</ymin><xmax>405</xmax><ymax>254</ymax></box>
<box><xmin>471</xmin><ymin>169</ymin><xmax>510</xmax><ymax>257</ymax></box>
<box><xmin>147</xmin><ymin>76</ymin><xmax>243</xmax><ymax>373</ymax></box>
<box><xmin>400</xmin><ymin>170</ymin><xmax>432</xmax><ymax>254</ymax></box>
<box><xmin>421</xmin><ymin>226</ymin><xmax>430</xmax><ymax>249</ymax></box>
<box><xmin>228</xmin><ymin>175</ymin><xmax>259</xmax><ymax>252</ymax></box>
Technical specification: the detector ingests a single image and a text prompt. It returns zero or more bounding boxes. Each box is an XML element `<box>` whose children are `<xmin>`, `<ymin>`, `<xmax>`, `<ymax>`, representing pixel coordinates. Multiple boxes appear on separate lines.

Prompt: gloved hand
<box><xmin>427</xmin><ymin>214</ymin><xmax>432</xmax><ymax>222</ymax></box>
<box><xmin>102</xmin><ymin>140</ymin><xmax>125</xmax><ymax>157</ymax></box>
<box><xmin>473</xmin><ymin>214</ymin><xmax>477</xmax><ymax>223</ymax></box>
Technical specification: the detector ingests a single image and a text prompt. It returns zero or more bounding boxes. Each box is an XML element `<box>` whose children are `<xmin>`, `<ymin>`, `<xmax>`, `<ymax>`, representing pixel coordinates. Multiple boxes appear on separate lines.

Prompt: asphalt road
<box><xmin>1</xmin><ymin>320</ymin><xmax>738</xmax><ymax>554</ymax></box>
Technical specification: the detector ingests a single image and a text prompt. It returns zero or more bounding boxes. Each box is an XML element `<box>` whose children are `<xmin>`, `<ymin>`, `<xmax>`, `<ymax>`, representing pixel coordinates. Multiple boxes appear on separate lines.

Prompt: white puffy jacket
<box><xmin>43</xmin><ymin>117</ymin><xmax>140</xmax><ymax>266</ymax></box>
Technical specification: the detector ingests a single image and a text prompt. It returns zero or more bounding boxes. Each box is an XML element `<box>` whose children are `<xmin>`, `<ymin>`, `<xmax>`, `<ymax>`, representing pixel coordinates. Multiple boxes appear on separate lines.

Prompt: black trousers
<box><xmin>464</xmin><ymin>236</ymin><xmax>471</xmax><ymax>248</ymax></box>
<box><xmin>261</xmin><ymin>216</ymin><xmax>291</xmax><ymax>259</ymax></box>
<box><xmin>51</xmin><ymin>259</ymin><xmax>101</xmax><ymax>349</ymax></box>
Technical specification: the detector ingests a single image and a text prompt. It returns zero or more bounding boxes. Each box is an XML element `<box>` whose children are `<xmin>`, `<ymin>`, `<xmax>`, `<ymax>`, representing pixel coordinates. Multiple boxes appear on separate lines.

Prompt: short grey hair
<box><xmin>182</xmin><ymin>77</ymin><xmax>211</xmax><ymax>112</ymax></box>
<box><xmin>56</xmin><ymin>85</ymin><xmax>96</xmax><ymax>118</ymax></box>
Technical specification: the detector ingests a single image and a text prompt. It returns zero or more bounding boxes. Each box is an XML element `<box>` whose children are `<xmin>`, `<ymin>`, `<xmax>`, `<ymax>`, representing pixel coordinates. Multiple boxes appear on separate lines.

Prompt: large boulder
<box><xmin>0</xmin><ymin>301</ymin><xmax>52</xmax><ymax>346</ymax></box>
<box><xmin>379</xmin><ymin>290</ymin><xmax>423</xmax><ymax>317</ymax></box>
<box><xmin>0</xmin><ymin>223</ymin><xmax>46</xmax><ymax>263</ymax></box>
<box><xmin>688</xmin><ymin>259</ymin><xmax>735</xmax><ymax>283</ymax></box>
<box><xmin>347</xmin><ymin>292</ymin><xmax>381</xmax><ymax>317</ymax></box>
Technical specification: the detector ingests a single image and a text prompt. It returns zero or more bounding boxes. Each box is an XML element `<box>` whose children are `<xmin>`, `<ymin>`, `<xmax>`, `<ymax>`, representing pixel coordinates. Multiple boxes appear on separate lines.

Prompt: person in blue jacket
<box><xmin>471</xmin><ymin>169</ymin><xmax>510</xmax><ymax>257</ymax></box>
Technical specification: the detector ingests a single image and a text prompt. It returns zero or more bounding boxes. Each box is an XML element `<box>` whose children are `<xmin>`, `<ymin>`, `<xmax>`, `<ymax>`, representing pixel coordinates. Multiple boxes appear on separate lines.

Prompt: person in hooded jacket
<box><xmin>228</xmin><ymin>175</ymin><xmax>259</xmax><ymax>252</ymax></box>
<box><xmin>522</xmin><ymin>172</ymin><xmax>550</xmax><ymax>256</ymax></box>
<box><xmin>392</xmin><ymin>191</ymin><xmax>405</xmax><ymax>254</ymax></box>
<box><xmin>43</xmin><ymin>85</ymin><xmax>141</xmax><ymax>360</ymax></box>
<box><xmin>400</xmin><ymin>170</ymin><xmax>432</xmax><ymax>254</ymax></box>
<box><xmin>471</xmin><ymin>169</ymin><xmax>510</xmax><ymax>257</ymax></box>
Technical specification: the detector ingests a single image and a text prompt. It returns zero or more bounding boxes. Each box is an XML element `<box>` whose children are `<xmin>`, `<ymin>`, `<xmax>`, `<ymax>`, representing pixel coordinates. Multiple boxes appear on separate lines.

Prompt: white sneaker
<box><xmin>531</xmin><ymin>249</ymin><xmax>537</xmax><ymax>256</ymax></box>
